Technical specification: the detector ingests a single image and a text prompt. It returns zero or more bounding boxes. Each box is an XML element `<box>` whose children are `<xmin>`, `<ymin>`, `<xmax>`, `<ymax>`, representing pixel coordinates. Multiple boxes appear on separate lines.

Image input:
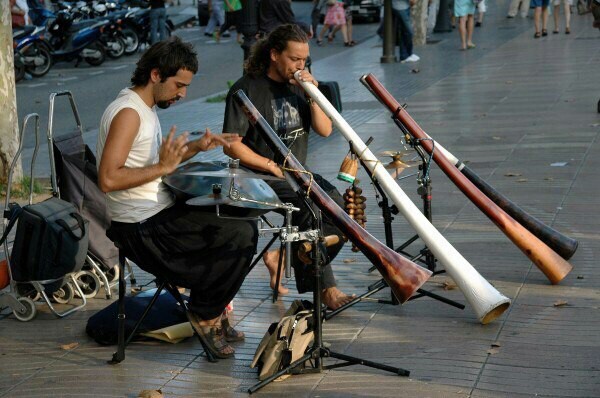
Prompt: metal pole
<box><xmin>433</xmin><ymin>0</ymin><xmax>452</xmax><ymax>33</ymax></box>
<box><xmin>381</xmin><ymin>0</ymin><xmax>396</xmax><ymax>63</ymax></box>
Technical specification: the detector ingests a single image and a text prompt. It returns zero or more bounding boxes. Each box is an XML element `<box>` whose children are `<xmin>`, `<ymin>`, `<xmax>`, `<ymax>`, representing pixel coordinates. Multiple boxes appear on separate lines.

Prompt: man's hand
<box><xmin>267</xmin><ymin>161</ymin><xmax>284</xmax><ymax>178</ymax></box>
<box><xmin>290</xmin><ymin>69</ymin><xmax>318</xmax><ymax>89</ymax></box>
<box><xmin>194</xmin><ymin>128</ymin><xmax>242</xmax><ymax>151</ymax></box>
<box><xmin>159</xmin><ymin>126</ymin><xmax>189</xmax><ymax>174</ymax></box>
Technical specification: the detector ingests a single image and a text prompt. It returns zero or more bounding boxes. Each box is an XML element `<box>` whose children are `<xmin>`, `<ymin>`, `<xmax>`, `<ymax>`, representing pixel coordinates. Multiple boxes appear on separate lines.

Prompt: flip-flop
<box><xmin>221</xmin><ymin>318</ymin><xmax>245</xmax><ymax>342</ymax></box>
<box><xmin>187</xmin><ymin>312</ymin><xmax>235</xmax><ymax>359</ymax></box>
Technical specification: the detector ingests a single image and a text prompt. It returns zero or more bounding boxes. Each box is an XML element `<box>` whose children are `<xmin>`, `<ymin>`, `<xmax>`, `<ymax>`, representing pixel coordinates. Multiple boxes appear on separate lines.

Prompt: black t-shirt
<box><xmin>223</xmin><ymin>74</ymin><xmax>312</xmax><ymax>166</ymax></box>
<box><xmin>149</xmin><ymin>0</ymin><xmax>165</xmax><ymax>9</ymax></box>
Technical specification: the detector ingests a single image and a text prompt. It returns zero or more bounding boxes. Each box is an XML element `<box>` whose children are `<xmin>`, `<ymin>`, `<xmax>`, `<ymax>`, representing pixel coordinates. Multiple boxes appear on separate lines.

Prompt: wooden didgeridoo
<box><xmin>359</xmin><ymin>76</ymin><xmax>578</xmax><ymax>261</ymax></box>
<box><xmin>233</xmin><ymin>89</ymin><xmax>431</xmax><ymax>303</ymax></box>
<box><xmin>362</xmin><ymin>73</ymin><xmax>573</xmax><ymax>284</ymax></box>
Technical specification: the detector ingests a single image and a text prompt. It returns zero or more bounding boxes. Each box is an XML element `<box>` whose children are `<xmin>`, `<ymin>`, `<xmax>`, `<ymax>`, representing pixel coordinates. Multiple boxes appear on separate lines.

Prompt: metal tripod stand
<box><xmin>249</xmin><ymin>200</ymin><xmax>410</xmax><ymax>394</ymax></box>
<box><xmin>325</xmin><ymin>137</ymin><xmax>464</xmax><ymax>321</ymax></box>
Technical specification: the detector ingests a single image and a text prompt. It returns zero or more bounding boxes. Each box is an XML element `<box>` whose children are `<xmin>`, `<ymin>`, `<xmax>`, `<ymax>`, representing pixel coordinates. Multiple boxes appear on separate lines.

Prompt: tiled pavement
<box><xmin>2</xmin><ymin>1</ymin><xmax>600</xmax><ymax>396</ymax></box>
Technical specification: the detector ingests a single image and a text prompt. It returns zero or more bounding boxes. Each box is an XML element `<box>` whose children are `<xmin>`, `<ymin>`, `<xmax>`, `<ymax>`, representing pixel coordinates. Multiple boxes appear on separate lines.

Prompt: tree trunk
<box><xmin>0</xmin><ymin>3</ymin><xmax>22</xmax><ymax>185</ymax></box>
<box><xmin>412</xmin><ymin>0</ymin><xmax>429</xmax><ymax>46</ymax></box>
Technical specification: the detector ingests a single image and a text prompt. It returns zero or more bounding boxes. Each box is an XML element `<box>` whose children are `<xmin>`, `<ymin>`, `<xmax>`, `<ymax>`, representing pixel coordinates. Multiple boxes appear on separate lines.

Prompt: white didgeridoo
<box><xmin>296</xmin><ymin>71</ymin><xmax>510</xmax><ymax>324</ymax></box>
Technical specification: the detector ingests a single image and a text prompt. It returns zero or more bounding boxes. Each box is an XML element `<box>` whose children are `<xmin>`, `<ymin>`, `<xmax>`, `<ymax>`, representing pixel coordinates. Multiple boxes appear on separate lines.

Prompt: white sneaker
<box><xmin>405</xmin><ymin>54</ymin><xmax>420</xmax><ymax>62</ymax></box>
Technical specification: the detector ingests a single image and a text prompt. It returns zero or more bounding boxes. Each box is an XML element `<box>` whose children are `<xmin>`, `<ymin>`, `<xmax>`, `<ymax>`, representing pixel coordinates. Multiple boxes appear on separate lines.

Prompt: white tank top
<box><xmin>97</xmin><ymin>88</ymin><xmax>175</xmax><ymax>223</ymax></box>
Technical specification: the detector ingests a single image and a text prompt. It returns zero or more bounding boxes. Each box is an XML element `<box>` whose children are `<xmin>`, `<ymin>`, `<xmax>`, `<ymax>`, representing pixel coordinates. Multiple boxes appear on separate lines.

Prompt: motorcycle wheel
<box><xmin>85</xmin><ymin>42</ymin><xmax>106</xmax><ymax>66</ymax></box>
<box><xmin>24</xmin><ymin>43</ymin><xmax>53</xmax><ymax>77</ymax></box>
<box><xmin>106</xmin><ymin>37</ymin><xmax>125</xmax><ymax>59</ymax></box>
<box><xmin>121</xmin><ymin>28</ymin><xmax>140</xmax><ymax>55</ymax></box>
<box><xmin>14</xmin><ymin>57</ymin><xmax>25</xmax><ymax>82</ymax></box>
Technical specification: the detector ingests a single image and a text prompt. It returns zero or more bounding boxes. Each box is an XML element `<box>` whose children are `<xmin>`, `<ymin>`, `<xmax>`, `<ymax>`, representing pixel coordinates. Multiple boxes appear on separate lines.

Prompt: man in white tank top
<box><xmin>97</xmin><ymin>37</ymin><xmax>258</xmax><ymax>360</ymax></box>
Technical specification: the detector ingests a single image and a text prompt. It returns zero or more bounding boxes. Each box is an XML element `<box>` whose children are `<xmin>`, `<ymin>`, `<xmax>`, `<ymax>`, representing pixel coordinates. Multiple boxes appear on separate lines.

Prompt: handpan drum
<box><xmin>163</xmin><ymin>161</ymin><xmax>282</xmax><ymax>218</ymax></box>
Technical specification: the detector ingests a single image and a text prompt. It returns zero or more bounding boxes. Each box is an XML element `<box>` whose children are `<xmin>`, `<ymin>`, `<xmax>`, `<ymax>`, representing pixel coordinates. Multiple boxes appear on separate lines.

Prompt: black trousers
<box><xmin>107</xmin><ymin>201</ymin><xmax>258</xmax><ymax>320</ymax></box>
<box><xmin>268</xmin><ymin>173</ymin><xmax>346</xmax><ymax>293</ymax></box>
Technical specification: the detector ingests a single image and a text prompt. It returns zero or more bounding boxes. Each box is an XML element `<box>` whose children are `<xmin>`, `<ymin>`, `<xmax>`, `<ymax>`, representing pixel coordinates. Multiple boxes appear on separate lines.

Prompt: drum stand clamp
<box><xmin>249</xmin><ymin>203</ymin><xmax>302</xmax><ymax>302</ymax></box>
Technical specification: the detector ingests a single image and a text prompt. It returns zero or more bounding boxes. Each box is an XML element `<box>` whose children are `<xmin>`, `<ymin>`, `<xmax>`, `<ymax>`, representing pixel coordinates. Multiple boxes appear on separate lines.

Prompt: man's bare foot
<box><xmin>322</xmin><ymin>287</ymin><xmax>356</xmax><ymax>310</ymax></box>
<box><xmin>263</xmin><ymin>250</ymin><xmax>289</xmax><ymax>295</ymax></box>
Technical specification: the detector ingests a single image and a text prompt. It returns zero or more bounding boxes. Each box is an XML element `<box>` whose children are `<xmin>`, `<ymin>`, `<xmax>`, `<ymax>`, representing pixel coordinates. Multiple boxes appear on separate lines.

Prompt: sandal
<box><xmin>316</xmin><ymin>39</ymin><xmax>323</xmax><ymax>47</ymax></box>
<box><xmin>344</xmin><ymin>42</ymin><xmax>354</xmax><ymax>47</ymax></box>
<box><xmin>187</xmin><ymin>312</ymin><xmax>235</xmax><ymax>359</ymax></box>
<box><xmin>565</xmin><ymin>27</ymin><xmax>570</xmax><ymax>34</ymax></box>
<box><xmin>553</xmin><ymin>29</ymin><xmax>559</xmax><ymax>34</ymax></box>
<box><xmin>221</xmin><ymin>317</ymin><xmax>245</xmax><ymax>342</ymax></box>
<box><xmin>327</xmin><ymin>34</ymin><xmax>334</xmax><ymax>43</ymax></box>
<box><xmin>542</xmin><ymin>29</ymin><xmax>548</xmax><ymax>36</ymax></box>
<box><xmin>534</xmin><ymin>32</ymin><xmax>541</xmax><ymax>38</ymax></box>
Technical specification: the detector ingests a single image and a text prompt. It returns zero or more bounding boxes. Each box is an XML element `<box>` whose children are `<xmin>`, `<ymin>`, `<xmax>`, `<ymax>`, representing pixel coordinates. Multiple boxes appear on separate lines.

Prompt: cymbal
<box><xmin>384</xmin><ymin>159</ymin><xmax>419</xmax><ymax>170</ymax></box>
<box><xmin>180</xmin><ymin>169</ymin><xmax>282</xmax><ymax>181</ymax></box>
<box><xmin>379</xmin><ymin>150</ymin><xmax>414</xmax><ymax>158</ymax></box>
<box><xmin>186</xmin><ymin>192</ymin><xmax>282</xmax><ymax>210</ymax></box>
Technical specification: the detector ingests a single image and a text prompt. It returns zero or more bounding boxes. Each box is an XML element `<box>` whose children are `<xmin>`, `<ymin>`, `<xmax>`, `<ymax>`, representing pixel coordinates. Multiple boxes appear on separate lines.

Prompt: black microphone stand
<box><xmin>249</xmin><ymin>195</ymin><xmax>410</xmax><ymax>394</ymax></box>
<box><xmin>325</xmin><ymin>138</ymin><xmax>464</xmax><ymax>321</ymax></box>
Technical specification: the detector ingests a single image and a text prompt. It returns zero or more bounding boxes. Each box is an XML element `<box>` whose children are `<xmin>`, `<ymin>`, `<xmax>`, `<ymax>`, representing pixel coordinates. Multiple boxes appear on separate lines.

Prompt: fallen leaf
<box><xmin>492</xmin><ymin>136</ymin><xmax>502</xmax><ymax>140</ymax></box>
<box><xmin>491</xmin><ymin>342</ymin><xmax>501</xmax><ymax>348</ymax></box>
<box><xmin>487</xmin><ymin>347</ymin><xmax>500</xmax><ymax>355</ymax></box>
<box><xmin>577</xmin><ymin>275</ymin><xmax>584</xmax><ymax>279</ymax></box>
<box><xmin>343</xmin><ymin>258</ymin><xmax>357</xmax><ymax>264</ymax></box>
<box><xmin>60</xmin><ymin>342</ymin><xmax>79</xmax><ymax>350</ymax></box>
<box><xmin>443</xmin><ymin>281</ymin><xmax>457</xmax><ymax>290</ymax></box>
<box><xmin>504</xmin><ymin>172</ymin><xmax>522</xmax><ymax>177</ymax></box>
<box><xmin>505</xmin><ymin>80</ymin><xmax>513</xmax><ymax>84</ymax></box>
<box><xmin>411</xmin><ymin>68</ymin><xmax>420</xmax><ymax>74</ymax></box>
<box><xmin>516</xmin><ymin>178</ymin><xmax>528</xmax><ymax>182</ymax></box>
<box><xmin>554</xmin><ymin>300</ymin><xmax>568</xmax><ymax>307</ymax></box>
<box><xmin>138</xmin><ymin>390</ymin><xmax>163</xmax><ymax>398</ymax></box>
<box><xmin>544</xmin><ymin>177</ymin><xmax>554</xmax><ymax>181</ymax></box>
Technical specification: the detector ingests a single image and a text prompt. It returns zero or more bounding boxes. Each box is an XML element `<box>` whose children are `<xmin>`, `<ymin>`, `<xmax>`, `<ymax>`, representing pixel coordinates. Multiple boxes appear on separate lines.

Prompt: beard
<box><xmin>156</xmin><ymin>96</ymin><xmax>179</xmax><ymax>109</ymax></box>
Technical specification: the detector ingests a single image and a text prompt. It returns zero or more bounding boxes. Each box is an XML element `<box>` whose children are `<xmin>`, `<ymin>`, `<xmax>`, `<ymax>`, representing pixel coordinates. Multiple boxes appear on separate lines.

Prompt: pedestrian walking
<box><xmin>393</xmin><ymin>0</ymin><xmax>419</xmax><ymax>61</ymax></box>
<box><xmin>316</xmin><ymin>0</ymin><xmax>349</xmax><ymax>46</ymax></box>
<box><xmin>552</xmin><ymin>0</ymin><xmax>572</xmax><ymax>34</ymax></box>
<box><xmin>149</xmin><ymin>0</ymin><xmax>168</xmax><ymax>45</ymax></box>
<box><xmin>216</xmin><ymin>0</ymin><xmax>243</xmax><ymax>43</ymax></box>
<box><xmin>507</xmin><ymin>0</ymin><xmax>531</xmax><ymax>18</ymax></box>
<box><xmin>532</xmin><ymin>0</ymin><xmax>550</xmax><ymax>38</ymax></box>
<box><xmin>205</xmin><ymin>0</ymin><xmax>225</xmax><ymax>37</ymax></box>
<box><xmin>455</xmin><ymin>0</ymin><xmax>475</xmax><ymax>50</ymax></box>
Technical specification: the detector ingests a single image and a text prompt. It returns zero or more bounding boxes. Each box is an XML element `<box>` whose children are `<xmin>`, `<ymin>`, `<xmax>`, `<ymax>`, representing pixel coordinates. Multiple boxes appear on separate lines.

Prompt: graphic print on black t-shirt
<box><xmin>271</xmin><ymin>96</ymin><xmax>306</xmax><ymax>149</ymax></box>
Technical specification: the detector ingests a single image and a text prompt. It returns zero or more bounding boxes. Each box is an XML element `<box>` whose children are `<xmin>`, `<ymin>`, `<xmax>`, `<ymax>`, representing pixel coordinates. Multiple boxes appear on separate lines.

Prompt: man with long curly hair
<box><xmin>222</xmin><ymin>24</ymin><xmax>355</xmax><ymax>310</ymax></box>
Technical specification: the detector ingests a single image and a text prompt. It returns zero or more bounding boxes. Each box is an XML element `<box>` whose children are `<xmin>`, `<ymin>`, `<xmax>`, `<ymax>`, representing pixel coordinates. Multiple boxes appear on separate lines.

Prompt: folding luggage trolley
<box><xmin>0</xmin><ymin>113</ymin><xmax>87</xmax><ymax>321</ymax></box>
<box><xmin>47</xmin><ymin>91</ymin><xmax>136</xmax><ymax>300</ymax></box>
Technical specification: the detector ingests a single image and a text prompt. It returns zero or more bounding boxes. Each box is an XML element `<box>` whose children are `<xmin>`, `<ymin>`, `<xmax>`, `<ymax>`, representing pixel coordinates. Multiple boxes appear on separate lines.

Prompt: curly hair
<box><xmin>131</xmin><ymin>36</ymin><xmax>198</xmax><ymax>86</ymax></box>
<box><xmin>244</xmin><ymin>24</ymin><xmax>309</xmax><ymax>78</ymax></box>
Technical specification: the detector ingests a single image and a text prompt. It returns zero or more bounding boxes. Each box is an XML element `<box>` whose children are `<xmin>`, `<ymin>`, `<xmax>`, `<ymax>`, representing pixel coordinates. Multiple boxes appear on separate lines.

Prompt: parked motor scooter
<box><xmin>45</xmin><ymin>10</ymin><xmax>107</xmax><ymax>66</ymax></box>
<box><xmin>13</xmin><ymin>25</ymin><xmax>53</xmax><ymax>78</ymax></box>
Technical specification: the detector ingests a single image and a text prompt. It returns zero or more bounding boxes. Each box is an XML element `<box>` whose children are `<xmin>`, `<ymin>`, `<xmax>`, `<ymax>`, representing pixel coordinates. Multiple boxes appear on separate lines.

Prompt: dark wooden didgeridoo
<box><xmin>233</xmin><ymin>89</ymin><xmax>432</xmax><ymax>303</ymax></box>
<box><xmin>362</xmin><ymin>73</ymin><xmax>573</xmax><ymax>284</ymax></box>
<box><xmin>360</xmin><ymin>75</ymin><xmax>578</xmax><ymax>260</ymax></box>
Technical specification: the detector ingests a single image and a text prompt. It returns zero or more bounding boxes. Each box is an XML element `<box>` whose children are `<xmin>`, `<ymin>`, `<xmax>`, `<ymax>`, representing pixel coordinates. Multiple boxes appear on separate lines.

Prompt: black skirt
<box><xmin>107</xmin><ymin>201</ymin><xmax>258</xmax><ymax>320</ymax></box>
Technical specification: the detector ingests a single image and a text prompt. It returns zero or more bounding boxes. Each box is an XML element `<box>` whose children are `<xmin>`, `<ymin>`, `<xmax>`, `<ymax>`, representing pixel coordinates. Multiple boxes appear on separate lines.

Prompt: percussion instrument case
<box><xmin>318</xmin><ymin>81</ymin><xmax>343</xmax><ymax>113</ymax></box>
<box><xmin>86</xmin><ymin>288</ymin><xmax>189</xmax><ymax>345</ymax></box>
<box><xmin>251</xmin><ymin>300</ymin><xmax>315</xmax><ymax>380</ymax></box>
<box><xmin>0</xmin><ymin>197</ymin><xmax>88</xmax><ymax>283</ymax></box>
